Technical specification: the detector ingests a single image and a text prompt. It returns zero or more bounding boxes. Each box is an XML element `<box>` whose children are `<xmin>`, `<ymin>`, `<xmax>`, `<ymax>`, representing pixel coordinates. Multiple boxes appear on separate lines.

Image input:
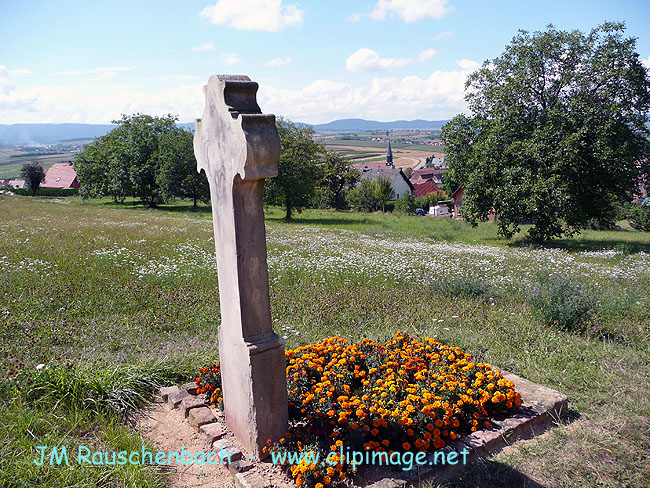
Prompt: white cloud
<box><xmin>433</xmin><ymin>30</ymin><xmax>454</xmax><ymax>41</ymax></box>
<box><xmin>192</xmin><ymin>42</ymin><xmax>216</xmax><ymax>52</ymax></box>
<box><xmin>347</xmin><ymin>13</ymin><xmax>363</xmax><ymax>22</ymax></box>
<box><xmin>641</xmin><ymin>54</ymin><xmax>650</xmax><ymax>69</ymax></box>
<box><xmin>418</xmin><ymin>48</ymin><xmax>437</xmax><ymax>62</ymax></box>
<box><xmin>0</xmin><ymin>81</ymin><xmax>206</xmax><ymax>124</ymax></box>
<box><xmin>370</xmin><ymin>0</ymin><xmax>453</xmax><ymax>22</ymax></box>
<box><xmin>259</xmin><ymin>60</ymin><xmax>479</xmax><ymax>123</ymax></box>
<box><xmin>221</xmin><ymin>52</ymin><xmax>243</xmax><ymax>65</ymax></box>
<box><xmin>10</xmin><ymin>68</ymin><xmax>32</xmax><ymax>75</ymax></box>
<box><xmin>200</xmin><ymin>0</ymin><xmax>303</xmax><ymax>32</ymax></box>
<box><xmin>346</xmin><ymin>48</ymin><xmax>413</xmax><ymax>72</ymax></box>
<box><xmin>456</xmin><ymin>59</ymin><xmax>480</xmax><ymax>72</ymax></box>
<box><xmin>0</xmin><ymin>59</ymin><xmax>481</xmax><ymax>125</ymax></box>
<box><xmin>266</xmin><ymin>56</ymin><xmax>292</xmax><ymax>67</ymax></box>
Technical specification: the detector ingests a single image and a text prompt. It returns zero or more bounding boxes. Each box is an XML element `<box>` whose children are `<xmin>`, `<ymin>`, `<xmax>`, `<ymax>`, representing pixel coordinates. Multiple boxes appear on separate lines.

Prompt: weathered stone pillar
<box><xmin>194</xmin><ymin>75</ymin><xmax>288</xmax><ymax>459</ymax></box>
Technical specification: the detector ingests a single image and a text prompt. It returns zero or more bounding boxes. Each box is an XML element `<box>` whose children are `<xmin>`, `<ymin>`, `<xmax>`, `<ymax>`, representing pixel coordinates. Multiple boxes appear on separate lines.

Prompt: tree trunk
<box><xmin>284</xmin><ymin>195</ymin><xmax>292</xmax><ymax>221</ymax></box>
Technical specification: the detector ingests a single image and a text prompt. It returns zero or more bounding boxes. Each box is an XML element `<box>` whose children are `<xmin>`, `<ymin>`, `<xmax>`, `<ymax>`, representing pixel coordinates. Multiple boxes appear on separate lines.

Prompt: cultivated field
<box><xmin>1</xmin><ymin>197</ymin><xmax>649</xmax><ymax>487</ymax></box>
<box><xmin>320</xmin><ymin>129</ymin><xmax>444</xmax><ymax>168</ymax></box>
<box><xmin>0</xmin><ymin>152</ymin><xmax>75</xmax><ymax>179</ymax></box>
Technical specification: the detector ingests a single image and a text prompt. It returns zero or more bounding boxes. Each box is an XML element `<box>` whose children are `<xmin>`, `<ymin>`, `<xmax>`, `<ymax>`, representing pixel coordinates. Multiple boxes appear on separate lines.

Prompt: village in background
<box><xmin>0</xmin><ymin>123</ymin><xmax>475</xmax><ymax>217</ymax></box>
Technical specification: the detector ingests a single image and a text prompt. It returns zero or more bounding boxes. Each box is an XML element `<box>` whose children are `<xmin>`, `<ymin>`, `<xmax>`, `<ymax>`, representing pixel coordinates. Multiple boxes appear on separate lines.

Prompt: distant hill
<box><xmin>0</xmin><ymin>124</ymin><xmax>117</xmax><ymax>145</ymax></box>
<box><xmin>308</xmin><ymin>118</ymin><xmax>451</xmax><ymax>131</ymax></box>
<box><xmin>0</xmin><ymin>119</ymin><xmax>448</xmax><ymax>145</ymax></box>
<box><xmin>0</xmin><ymin>122</ymin><xmax>196</xmax><ymax>145</ymax></box>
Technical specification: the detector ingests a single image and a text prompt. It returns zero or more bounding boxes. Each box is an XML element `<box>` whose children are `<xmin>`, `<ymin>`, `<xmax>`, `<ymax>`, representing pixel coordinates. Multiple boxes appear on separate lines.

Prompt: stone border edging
<box><xmin>159</xmin><ymin>369</ymin><xmax>567</xmax><ymax>488</ymax></box>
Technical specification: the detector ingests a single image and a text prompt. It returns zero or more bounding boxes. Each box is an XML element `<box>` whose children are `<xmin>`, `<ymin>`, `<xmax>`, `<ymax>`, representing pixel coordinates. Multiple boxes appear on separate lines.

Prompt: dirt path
<box><xmin>134</xmin><ymin>399</ymin><xmax>235</xmax><ymax>488</ymax></box>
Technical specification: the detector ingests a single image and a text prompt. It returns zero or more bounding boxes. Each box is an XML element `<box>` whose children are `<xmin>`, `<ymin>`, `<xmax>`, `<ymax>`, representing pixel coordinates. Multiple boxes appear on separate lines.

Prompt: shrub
<box><xmin>311</xmin><ymin>187</ymin><xmax>335</xmax><ymax>209</ymax></box>
<box><xmin>629</xmin><ymin>204</ymin><xmax>650</xmax><ymax>232</ymax></box>
<box><xmin>528</xmin><ymin>273</ymin><xmax>597</xmax><ymax>330</ymax></box>
<box><xmin>393</xmin><ymin>193</ymin><xmax>417</xmax><ymax>214</ymax></box>
<box><xmin>197</xmin><ymin>332</ymin><xmax>520</xmax><ymax>487</ymax></box>
<box><xmin>347</xmin><ymin>180</ymin><xmax>379</xmax><ymax>212</ymax></box>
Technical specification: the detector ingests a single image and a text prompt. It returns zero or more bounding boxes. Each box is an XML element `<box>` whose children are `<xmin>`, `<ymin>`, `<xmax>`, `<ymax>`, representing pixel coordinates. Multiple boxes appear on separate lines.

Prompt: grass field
<box><xmin>1</xmin><ymin>196</ymin><xmax>649</xmax><ymax>487</ymax></box>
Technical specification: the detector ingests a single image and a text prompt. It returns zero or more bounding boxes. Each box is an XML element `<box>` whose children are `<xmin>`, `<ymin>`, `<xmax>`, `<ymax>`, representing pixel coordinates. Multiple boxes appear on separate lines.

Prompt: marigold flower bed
<box><xmin>196</xmin><ymin>332</ymin><xmax>521</xmax><ymax>488</ymax></box>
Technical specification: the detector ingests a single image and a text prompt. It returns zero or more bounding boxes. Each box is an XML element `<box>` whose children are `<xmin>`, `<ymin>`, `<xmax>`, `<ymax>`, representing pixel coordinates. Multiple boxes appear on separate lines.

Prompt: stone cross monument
<box><xmin>193</xmin><ymin>75</ymin><xmax>288</xmax><ymax>458</ymax></box>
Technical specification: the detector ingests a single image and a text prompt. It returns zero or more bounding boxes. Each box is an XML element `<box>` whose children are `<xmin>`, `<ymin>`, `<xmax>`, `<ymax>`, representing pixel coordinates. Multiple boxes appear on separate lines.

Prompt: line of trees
<box><xmin>75</xmin><ymin>115</ymin><xmax>364</xmax><ymax>218</ymax></box>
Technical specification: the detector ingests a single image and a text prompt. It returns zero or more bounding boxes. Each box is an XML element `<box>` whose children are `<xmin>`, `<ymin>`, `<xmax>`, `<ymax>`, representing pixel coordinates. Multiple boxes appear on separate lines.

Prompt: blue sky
<box><xmin>1</xmin><ymin>0</ymin><xmax>649</xmax><ymax>124</ymax></box>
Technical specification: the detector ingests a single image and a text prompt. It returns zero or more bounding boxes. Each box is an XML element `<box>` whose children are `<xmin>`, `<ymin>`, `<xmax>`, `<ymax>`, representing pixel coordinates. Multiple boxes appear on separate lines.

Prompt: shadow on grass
<box><xmin>265</xmin><ymin>215</ymin><xmax>371</xmax><ymax>227</ymax></box>
<box><xmin>440</xmin><ymin>458</ymin><xmax>548</xmax><ymax>488</ymax></box>
<box><xmin>99</xmin><ymin>200</ymin><xmax>213</xmax><ymax>214</ymax></box>
<box><xmin>509</xmin><ymin>236</ymin><xmax>650</xmax><ymax>254</ymax></box>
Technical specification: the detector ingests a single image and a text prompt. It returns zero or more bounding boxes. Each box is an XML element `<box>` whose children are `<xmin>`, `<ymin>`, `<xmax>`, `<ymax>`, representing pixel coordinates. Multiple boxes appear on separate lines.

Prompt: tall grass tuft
<box><xmin>528</xmin><ymin>273</ymin><xmax>597</xmax><ymax>331</ymax></box>
<box><xmin>24</xmin><ymin>363</ymin><xmax>185</xmax><ymax>418</ymax></box>
<box><xmin>429</xmin><ymin>275</ymin><xmax>495</xmax><ymax>299</ymax></box>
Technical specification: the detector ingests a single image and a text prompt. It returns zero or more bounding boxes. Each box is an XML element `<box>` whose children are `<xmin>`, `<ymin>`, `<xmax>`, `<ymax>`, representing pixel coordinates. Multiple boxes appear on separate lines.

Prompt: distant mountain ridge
<box><xmin>0</xmin><ymin>122</ymin><xmax>196</xmax><ymax>145</ymax></box>
<box><xmin>307</xmin><ymin>118</ymin><xmax>451</xmax><ymax>131</ymax></box>
<box><xmin>0</xmin><ymin>119</ymin><xmax>447</xmax><ymax>145</ymax></box>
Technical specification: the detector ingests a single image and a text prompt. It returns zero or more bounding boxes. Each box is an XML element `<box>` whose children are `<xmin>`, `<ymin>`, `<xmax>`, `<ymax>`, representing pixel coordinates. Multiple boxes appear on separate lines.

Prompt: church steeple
<box><xmin>386</xmin><ymin>140</ymin><xmax>394</xmax><ymax>167</ymax></box>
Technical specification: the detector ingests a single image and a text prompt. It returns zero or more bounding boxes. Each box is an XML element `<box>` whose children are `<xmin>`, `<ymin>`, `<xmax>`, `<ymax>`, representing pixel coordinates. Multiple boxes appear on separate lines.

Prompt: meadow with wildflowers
<box><xmin>1</xmin><ymin>197</ymin><xmax>649</xmax><ymax>488</ymax></box>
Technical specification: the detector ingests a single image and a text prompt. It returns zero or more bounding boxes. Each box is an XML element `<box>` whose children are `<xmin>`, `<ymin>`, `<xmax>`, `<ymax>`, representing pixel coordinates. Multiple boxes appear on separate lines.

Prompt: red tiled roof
<box><xmin>351</xmin><ymin>161</ymin><xmax>394</xmax><ymax>170</ymax></box>
<box><xmin>412</xmin><ymin>180</ymin><xmax>444</xmax><ymax>198</ymax></box>
<box><xmin>41</xmin><ymin>162</ymin><xmax>80</xmax><ymax>189</ymax></box>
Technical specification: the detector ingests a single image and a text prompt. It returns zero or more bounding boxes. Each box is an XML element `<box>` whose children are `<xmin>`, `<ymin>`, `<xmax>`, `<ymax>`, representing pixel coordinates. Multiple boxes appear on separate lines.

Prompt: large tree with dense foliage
<box><xmin>76</xmin><ymin>114</ymin><xmax>180</xmax><ymax>207</ymax></box>
<box><xmin>20</xmin><ymin>161</ymin><xmax>45</xmax><ymax>196</ymax></box>
<box><xmin>265</xmin><ymin>118</ymin><xmax>323</xmax><ymax>221</ymax></box>
<box><xmin>319</xmin><ymin>151</ymin><xmax>360</xmax><ymax>210</ymax></box>
<box><xmin>442</xmin><ymin>22</ymin><xmax>650</xmax><ymax>241</ymax></box>
<box><xmin>155</xmin><ymin>128</ymin><xmax>209</xmax><ymax>210</ymax></box>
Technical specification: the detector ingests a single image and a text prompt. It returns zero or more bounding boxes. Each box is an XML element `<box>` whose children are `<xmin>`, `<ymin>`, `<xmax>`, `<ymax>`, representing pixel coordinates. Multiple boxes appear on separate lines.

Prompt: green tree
<box><xmin>75</xmin><ymin>113</ymin><xmax>179</xmax><ymax>207</ymax></box>
<box><xmin>75</xmin><ymin>135</ymin><xmax>129</xmax><ymax>201</ymax></box>
<box><xmin>20</xmin><ymin>161</ymin><xmax>45</xmax><ymax>196</ymax></box>
<box><xmin>394</xmin><ymin>192</ymin><xmax>417</xmax><ymax>214</ymax></box>
<box><xmin>115</xmin><ymin>113</ymin><xmax>178</xmax><ymax>207</ymax></box>
<box><xmin>156</xmin><ymin>128</ymin><xmax>209</xmax><ymax>210</ymax></box>
<box><xmin>347</xmin><ymin>179</ymin><xmax>379</xmax><ymax>212</ymax></box>
<box><xmin>319</xmin><ymin>151</ymin><xmax>360</xmax><ymax>210</ymax></box>
<box><xmin>442</xmin><ymin>22</ymin><xmax>650</xmax><ymax>241</ymax></box>
<box><xmin>373</xmin><ymin>177</ymin><xmax>395</xmax><ymax>213</ymax></box>
<box><xmin>629</xmin><ymin>204</ymin><xmax>650</xmax><ymax>232</ymax></box>
<box><xmin>417</xmin><ymin>191</ymin><xmax>445</xmax><ymax>211</ymax></box>
<box><xmin>265</xmin><ymin>118</ymin><xmax>323</xmax><ymax>221</ymax></box>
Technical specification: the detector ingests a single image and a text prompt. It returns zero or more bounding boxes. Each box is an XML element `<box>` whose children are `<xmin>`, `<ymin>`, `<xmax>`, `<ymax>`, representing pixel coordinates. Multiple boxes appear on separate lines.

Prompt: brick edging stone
<box><xmin>159</xmin><ymin>368</ymin><xmax>568</xmax><ymax>488</ymax></box>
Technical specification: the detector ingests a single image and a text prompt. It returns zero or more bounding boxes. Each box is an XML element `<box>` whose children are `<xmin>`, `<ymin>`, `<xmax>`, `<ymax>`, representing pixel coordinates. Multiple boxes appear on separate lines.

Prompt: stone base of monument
<box><xmin>157</xmin><ymin>369</ymin><xmax>567</xmax><ymax>488</ymax></box>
